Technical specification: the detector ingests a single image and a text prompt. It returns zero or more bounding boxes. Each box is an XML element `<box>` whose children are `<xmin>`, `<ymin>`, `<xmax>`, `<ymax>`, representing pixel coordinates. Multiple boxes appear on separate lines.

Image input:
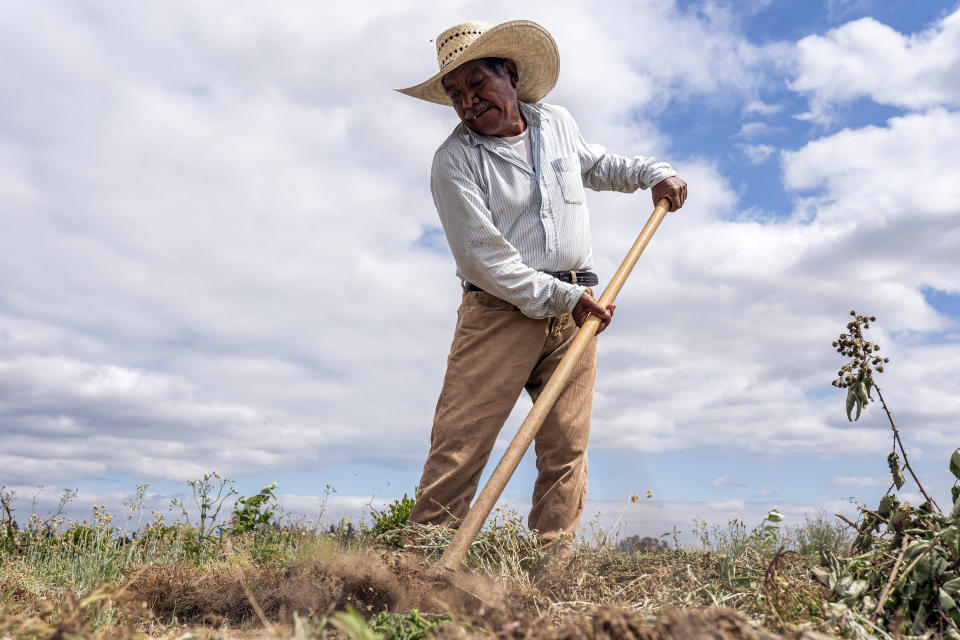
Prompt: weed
<box><xmin>783</xmin><ymin>510</ymin><xmax>852</xmax><ymax>561</ymax></box>
<box><xmin>327</xmin><ymin>518</ymin><xmax>359</xmax><ymax>547</ymax></box>
<box><xmin>370</xmin><ymin>608</ymin><xmax>452</xmax><ymax>639</ymax></box>
<box><xmin>366</xmin><ymin>493</ymin><xmax>416</xmax><ymax>547</ymax></box>
<box><xmin>228</xmin><ymin>481</ymin><xmax>279</xmax><ymax>536</ymax></box>
<box><xmin>821</xmin><ymin>310</ymin><xmax>960</xmax><ymax>638</ymax></box>
<box><xmin>399</xmin><ymin>508</ymin><xmax>543</xmax><ymax>582</ymax></box>
<box><xmin>169</xmin><ymin>471</ymin><xmax>238</xmax><ymax>544</ymax></box>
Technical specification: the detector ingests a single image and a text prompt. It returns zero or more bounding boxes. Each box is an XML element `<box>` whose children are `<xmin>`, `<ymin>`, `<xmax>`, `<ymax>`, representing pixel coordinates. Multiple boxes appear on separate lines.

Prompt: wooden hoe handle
<box><xmin>435</xmin><ymin>198</ymin><xmax>672</xmax><ymax>571</ymax></box>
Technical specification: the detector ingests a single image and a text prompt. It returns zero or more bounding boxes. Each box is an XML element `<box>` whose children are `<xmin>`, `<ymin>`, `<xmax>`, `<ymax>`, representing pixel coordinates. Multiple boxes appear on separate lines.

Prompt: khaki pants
<box><xmin>408</xmin><ymin>289</ymin><xmax>596</xmax><ymax>544</ymax></box>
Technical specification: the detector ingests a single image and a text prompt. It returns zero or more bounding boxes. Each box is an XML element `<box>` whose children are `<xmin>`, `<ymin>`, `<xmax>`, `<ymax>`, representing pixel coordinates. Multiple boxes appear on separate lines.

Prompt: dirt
<box><xmin>123</xmin><ymin>550</ymin><xmax>514</xmax><ymax>624</ymax></box>
<box><xmin>121</xmin><ymin>550</ymin><xmax>832</xmax><ymax>640</ymax></box>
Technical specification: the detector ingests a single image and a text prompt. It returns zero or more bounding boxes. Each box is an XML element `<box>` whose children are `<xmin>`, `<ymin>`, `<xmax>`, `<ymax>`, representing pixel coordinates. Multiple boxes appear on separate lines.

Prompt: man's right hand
<box><xmin>652</xmin><ymin>176</ymin><xmax>687</xmax><ymax>211</ymax></box>
<box><xmin>572</xmin><ymin>292</ymin><xmax>615</xmax><ymax>333</ymax></box>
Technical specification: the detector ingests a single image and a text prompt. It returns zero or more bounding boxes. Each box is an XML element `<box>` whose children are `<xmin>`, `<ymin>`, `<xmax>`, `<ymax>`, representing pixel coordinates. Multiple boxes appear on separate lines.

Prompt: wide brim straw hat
<box><xmin>396</xmin><ymin>20</ymin><xmax>559</xmax><ymax>106</ymax></box>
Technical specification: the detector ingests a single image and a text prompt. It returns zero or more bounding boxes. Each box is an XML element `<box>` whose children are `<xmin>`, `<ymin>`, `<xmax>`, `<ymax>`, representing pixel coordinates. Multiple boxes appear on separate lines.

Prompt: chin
<box><xmin>464</xmin><ymin>110</ymin><xmax>501</xmax><ymax>135</ymax></box>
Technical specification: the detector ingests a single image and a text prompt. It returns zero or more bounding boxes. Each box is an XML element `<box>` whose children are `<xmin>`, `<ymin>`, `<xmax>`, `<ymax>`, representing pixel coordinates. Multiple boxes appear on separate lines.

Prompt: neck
<box><xmin>498</xmin><ymin>103</ymin><xmax>526</xmax><ymax>137</ymax></box>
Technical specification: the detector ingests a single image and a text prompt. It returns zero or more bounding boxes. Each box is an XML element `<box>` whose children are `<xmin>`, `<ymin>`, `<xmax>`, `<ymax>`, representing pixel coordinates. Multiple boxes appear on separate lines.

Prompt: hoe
<box><xmin>434</xmin><ymin>197</ymin><xmax>673</xmax><ymax>575</ymax></box>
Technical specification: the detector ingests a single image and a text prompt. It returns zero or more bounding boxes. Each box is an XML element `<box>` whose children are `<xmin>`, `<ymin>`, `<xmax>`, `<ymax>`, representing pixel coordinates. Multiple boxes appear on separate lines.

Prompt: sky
<box><xmin>1</xmin><ymin>0</ymin><xmax>959</xmax><ymax>543</ymax></box>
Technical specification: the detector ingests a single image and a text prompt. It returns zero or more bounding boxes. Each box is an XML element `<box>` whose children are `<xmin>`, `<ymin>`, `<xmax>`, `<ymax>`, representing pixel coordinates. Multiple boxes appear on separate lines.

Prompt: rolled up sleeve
<box><xmin>556</xmin><ymin>107</ymin><xmax>677</xmax><ymax>192</ymax></box>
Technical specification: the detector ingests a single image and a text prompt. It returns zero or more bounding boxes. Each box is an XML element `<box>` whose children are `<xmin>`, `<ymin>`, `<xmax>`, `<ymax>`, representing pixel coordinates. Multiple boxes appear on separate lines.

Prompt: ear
<box><xmin>503</xmin><ymin>59</ymin><xmax>520</xmax><ymax>89</ymax></box>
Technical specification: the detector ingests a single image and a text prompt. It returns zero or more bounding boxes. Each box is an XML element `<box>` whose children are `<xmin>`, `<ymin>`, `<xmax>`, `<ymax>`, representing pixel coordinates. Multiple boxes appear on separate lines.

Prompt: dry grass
<box><xmin>1</xmin><ymin>501</ymin><xmax>849</xmax><ymax>640</ymax></box>
<box><xmin>1</xmin><ymin>541</ymin><xmax>838</xmax><ymax>640</ymax></box>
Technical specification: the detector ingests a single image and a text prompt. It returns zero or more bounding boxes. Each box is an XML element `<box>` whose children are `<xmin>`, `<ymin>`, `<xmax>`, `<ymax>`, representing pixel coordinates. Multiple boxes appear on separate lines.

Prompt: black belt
<box><xmin>464</xmin><ymin>270</ymin><xmax>598</xmax><ymax>292</ymax></box>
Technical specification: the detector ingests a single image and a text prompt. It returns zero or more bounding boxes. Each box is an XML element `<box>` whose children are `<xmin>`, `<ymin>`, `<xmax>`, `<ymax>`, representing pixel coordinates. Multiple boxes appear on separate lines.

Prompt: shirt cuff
<box><xmin>556</xmin><ymin>282</ymin><xmax>587</xmax><ymax>315</ymax></box>
<box><xmin>647</xmin><ymin>164</ymin><xmax>678</xmax><ymax>189</ymax></box>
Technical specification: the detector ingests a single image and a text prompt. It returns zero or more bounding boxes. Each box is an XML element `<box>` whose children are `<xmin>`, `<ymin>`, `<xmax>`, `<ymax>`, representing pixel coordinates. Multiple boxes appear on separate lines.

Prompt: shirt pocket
<box><xmin>551</xmin><ymin>155</ymin><xmax>585</xmax><ymax>205</ymax></box>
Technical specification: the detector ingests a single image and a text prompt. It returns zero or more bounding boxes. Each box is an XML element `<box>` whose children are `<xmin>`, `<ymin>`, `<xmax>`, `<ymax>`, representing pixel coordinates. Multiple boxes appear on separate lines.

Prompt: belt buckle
<box><xmin>570</xmin><ymin>270</ymin><xmax>577</xmax><ymax>284</ymax></box>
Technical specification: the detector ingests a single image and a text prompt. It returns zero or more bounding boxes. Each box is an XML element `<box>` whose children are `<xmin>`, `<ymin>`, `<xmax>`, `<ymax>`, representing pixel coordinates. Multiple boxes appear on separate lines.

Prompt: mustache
<box><xmin>464</xmin><ymin>101</ymin><xmax>491</xmax><ymax>120</ymax></box>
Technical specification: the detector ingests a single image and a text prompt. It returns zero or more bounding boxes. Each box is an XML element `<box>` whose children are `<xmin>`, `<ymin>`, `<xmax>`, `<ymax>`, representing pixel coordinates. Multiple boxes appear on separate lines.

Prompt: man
<box><xmin>396</xmin><ymin>20</ymin><xmax>686</xmax><ymax>552</ymax></box>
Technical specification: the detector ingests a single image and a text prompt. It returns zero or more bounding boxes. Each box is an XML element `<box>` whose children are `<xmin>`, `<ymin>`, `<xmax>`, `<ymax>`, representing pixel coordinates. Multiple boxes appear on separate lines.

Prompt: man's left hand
<box><xmin>573</xmin><ymin>292</ymin><xmax>615</xmax><ymax>333</ymax></box>
<box><xmin>652</xmin><ymin>176</ymin><xmax>687</xmax><ymax>212</ymax></box>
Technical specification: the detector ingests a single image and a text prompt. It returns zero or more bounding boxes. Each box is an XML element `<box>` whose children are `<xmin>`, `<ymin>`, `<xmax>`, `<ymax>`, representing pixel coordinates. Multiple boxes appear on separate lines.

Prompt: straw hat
<box><xmin>396</xmin><ymin>20</ymin><xmax>559</xmax><ymax>106</ymax></box>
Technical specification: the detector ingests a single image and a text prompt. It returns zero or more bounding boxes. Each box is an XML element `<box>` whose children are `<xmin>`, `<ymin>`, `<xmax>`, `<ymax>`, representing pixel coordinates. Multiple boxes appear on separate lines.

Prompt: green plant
<box><xmin>813</xmin><ymin>450</ymin><xmax>960</xmax><ymax>637</ymax></box>
<box><xmin>366</xmin><ymin>494</ymin><xmax>416</xmax><ymax>546</ymax></box>
<box><xmin>832</xmin><ymin>310</ymin><xmax>938</xmax><ymax>508</ymax></box>
<box><xmin>695</xmin><ymin>507</ymin><xmax>784</xmax><ymax>589</ymax></box>
<box><xmin>821</xmin><ymin>311</ymin><xmax>960</xmax><ymax>637</ymax></box>
<box><xmin>327</xmin><ymin>517</ymin><xmax>358</xmax><ymax>546</ymax></box>
<box><xmin>370</xmin><ymin>608</ymin><xmax>452</xmax><ymax>640</ymax></box>
<box><xmin>228</xmin><ymin>481</ymin><xmax>279</xmax><ymax>535</ymax></box>
<box><xmin>169</xmin><ymin>471</ymin><xmax>238</xmax><ymax>543</ymax></box>
<box><xmin>0</xmin><ymin>487</ymin><xmax>17</xmax><ymax>554</ymax></box>
<box><xmin>332</xmin><ymin>605</ymin><xmax>381</xmax><ymax>640</ymax></box>
<box><xmin>783</xmin><ymin>511</ymin><xmax>852</xmax><ymax>560</ymax></box>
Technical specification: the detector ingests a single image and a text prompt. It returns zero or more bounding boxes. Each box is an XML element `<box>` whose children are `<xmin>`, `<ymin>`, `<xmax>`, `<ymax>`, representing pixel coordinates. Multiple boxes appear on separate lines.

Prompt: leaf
<box><xmin>846</xmin><ymin>387</ymin><xmax>857</xmax><ymax>422</ymax></box>
<box><xmin>811</xmin><ymin>567</ymin><xmax>833</xmax><ymax>587</ymax></box>
<box><xmin>332</xmin><ymin>606</ymin><xmax>382</xmax><ymax>640</ymax></box>
<box><xmin>888</xmin><ymin>452</ymin><xmax>905</xmax><ymax>490</ymax></box>
<box><xmin>878</xmin><ymin>493</ymin><xmax>898</xmax><ymax>518</ymax></box>
<box><xmin>951</xmin><ymin>448</ymin><xmax>960</xmax><ymax>480</ymax></box>
<box><xmin>857</xmin><ymin>381</ymin><xmax>869</xmax><ymax>405</ymax></box>
<box><xmin>766</xmin><ymin>507</ymin><xmax>783</xmax><ymax>523</ymax></box>
<box><xmin>953</xmin><ymin>485</ymin><xmax>960</xmax><ymax>506</ymax></box>
<box><xmin>941</xmin><ymin>589</ymin><xmax>958</xmax><ymax>612</ymax></box>
<box><xmin>845</xmin><ymin>579</ymin><xmax>868</xmax><ymax>599</ymax></box>
<box><xmin>945</xmin><ymin>577</ymin><xmax>960</xmax><ymax>597</ymax></box>
<box><xmin>912</xmin><ymin>600</ymin><xmax>928</xmax><ymax>635</ymax></box>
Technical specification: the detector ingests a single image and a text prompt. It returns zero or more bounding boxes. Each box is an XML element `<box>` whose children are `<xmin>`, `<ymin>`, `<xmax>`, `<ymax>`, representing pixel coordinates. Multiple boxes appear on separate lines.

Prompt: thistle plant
<box><xmin>823</xmin><ymin>311</ymin><xmax>960</xmax><ymax>637</ymax></box>
<box><xmin>831</xmin><ymin>310</ymin><xmax>888</xmax><ymax>422</ymax></box>
<box><xmin>831</xmin><ymin>310</ymin><xmax>938</xmax><ymax>510</ymax></box>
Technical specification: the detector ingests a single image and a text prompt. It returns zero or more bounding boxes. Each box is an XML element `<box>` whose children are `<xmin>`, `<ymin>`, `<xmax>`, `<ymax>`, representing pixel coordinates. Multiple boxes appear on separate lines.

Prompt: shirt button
<box><xmin>541</xmin><ymin>212</ymin><xmax>548</xmax><ymax>218</ymax></box>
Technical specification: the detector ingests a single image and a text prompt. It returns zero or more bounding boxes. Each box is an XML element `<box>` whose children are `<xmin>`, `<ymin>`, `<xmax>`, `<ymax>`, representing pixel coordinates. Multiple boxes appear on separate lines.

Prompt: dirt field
<box><xmin>96</xmin><ymin>548</ymin><xmax>834</xmax><ymax>640</ymax></box>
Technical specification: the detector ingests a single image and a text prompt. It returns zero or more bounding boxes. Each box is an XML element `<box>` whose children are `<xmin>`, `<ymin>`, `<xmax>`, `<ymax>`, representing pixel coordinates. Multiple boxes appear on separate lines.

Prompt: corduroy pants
<box><xmin>408</xmin><ymin>289</ymin><xmax>596</xmax><ymax>545</ymax></box>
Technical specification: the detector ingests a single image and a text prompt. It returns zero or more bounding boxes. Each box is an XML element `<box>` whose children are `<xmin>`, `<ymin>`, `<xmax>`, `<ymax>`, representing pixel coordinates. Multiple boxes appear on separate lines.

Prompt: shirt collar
<box><xmin>457</xmin><ymin>101</ymin><xmax>546</xmax><ymax>148</ymax></box>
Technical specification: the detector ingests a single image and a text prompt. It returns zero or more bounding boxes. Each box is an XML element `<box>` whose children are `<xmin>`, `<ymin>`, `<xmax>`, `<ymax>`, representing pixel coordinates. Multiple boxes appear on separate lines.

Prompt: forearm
<box><xmin>583</xmin><ymin>152</ymin><xmax>677</xmax><ymax>193</ymax></box>
<box><xmin>450</xmin><ymin>243</ymin><xmax>585</xmax><ymax>318</ymax></box>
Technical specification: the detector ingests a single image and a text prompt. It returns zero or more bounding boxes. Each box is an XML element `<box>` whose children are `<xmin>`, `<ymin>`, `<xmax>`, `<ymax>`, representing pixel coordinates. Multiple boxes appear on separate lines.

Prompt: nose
<box><xmin>459</xmin><ymin>88</ymin><xmax>476</xmax><ymax>111</ymax></box>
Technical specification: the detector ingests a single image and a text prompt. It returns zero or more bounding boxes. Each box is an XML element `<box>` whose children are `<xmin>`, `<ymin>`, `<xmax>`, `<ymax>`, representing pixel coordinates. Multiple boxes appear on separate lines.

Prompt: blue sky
<box><xmin>1</xmin><ymin>0</ymin><xmax>958</xmax><ymax>542</ymax></box>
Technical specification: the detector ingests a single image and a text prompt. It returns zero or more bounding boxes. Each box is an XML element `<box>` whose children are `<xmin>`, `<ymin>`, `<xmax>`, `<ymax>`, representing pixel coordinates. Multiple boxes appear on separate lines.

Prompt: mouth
<box><xmin>466</xmin><ymin>102</ymin><xmax>491</xmax><ymax>121</ymax></box>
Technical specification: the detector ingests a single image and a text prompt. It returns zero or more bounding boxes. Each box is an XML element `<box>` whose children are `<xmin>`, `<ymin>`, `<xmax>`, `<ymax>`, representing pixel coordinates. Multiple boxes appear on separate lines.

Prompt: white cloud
<box><xmin>736</xmin><ymin>121</ymin><xmax>781</xmax><ymax>139</ymax></box>
<box><xmin>736</xmin><ymin>142</ymin><xmax>776</xmax><ymax>163</ymax></box>
<box><xmin>712</xmin><ymin>476</ymin><xmax>746</xmax><ymax>487</ymax></box>
<box><xmin>830</xmin><ymin>475</ymin><xmax>888</xmax><ymax>488</ymax></box>
<box><xmin>790</xmin><ymin>9</ymin><xmax>960</xmax><ymax>120</ymax></box>
<box><xmin>744</xmin><ymin>100</ymin><xmax>783</xmax><ymax>116</ymax></box>
<box><xmin>0</xmin><ymin>0</ymin><xmax>956</xmax><ymax>531</ymax></box>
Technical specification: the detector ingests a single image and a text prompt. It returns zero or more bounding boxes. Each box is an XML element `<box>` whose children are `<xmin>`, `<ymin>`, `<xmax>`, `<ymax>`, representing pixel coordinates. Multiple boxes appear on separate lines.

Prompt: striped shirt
<box><xmin>431</xmin><ymin>101</ymin><xmax>676</xmax><ymax>318</ymax></box>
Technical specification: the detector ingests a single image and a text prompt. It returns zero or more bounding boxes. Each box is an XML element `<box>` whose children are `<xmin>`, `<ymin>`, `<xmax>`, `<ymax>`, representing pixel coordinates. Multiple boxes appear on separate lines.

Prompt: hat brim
<box><xmin>395</xmin><ymin>20</ymin><xmax>559</xmax><ymax>106</ymax></box>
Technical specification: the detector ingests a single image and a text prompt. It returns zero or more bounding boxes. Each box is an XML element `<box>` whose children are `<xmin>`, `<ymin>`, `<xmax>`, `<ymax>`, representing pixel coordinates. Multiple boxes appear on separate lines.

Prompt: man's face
<box><xmin>441</xmin><ymin>59</ymin><xmax>522</xmax><ymax>137</ymax></box>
